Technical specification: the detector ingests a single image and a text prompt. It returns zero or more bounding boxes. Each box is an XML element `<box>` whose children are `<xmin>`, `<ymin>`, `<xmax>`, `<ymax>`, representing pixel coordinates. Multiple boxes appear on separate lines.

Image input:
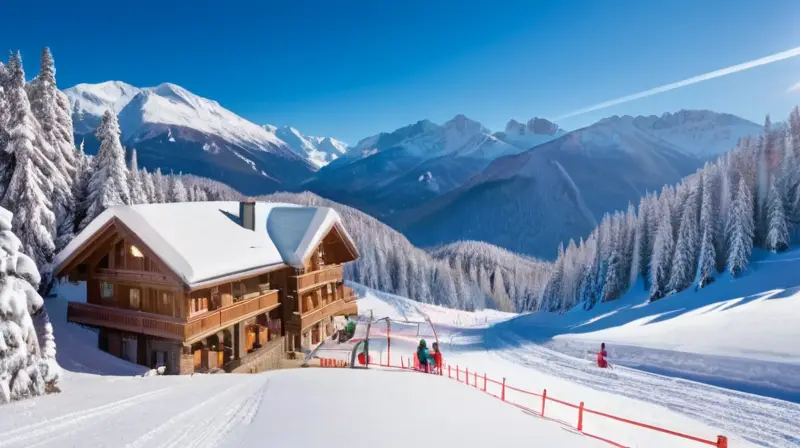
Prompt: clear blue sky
<box><xmin>3</xmin><ymin>0</ymin><xmax>800</xmax><ymax>143</ymax></box>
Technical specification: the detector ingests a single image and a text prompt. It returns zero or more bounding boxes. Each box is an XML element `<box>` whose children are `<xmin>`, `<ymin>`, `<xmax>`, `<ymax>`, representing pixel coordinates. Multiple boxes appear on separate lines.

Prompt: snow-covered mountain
<box><xmin>396</xmin><ymin>110</ymin><xmax>761</xmax><ymax>259</ymax></box>
<box><xmin>304</xmin><ymin>114</ymin><xmax>564</xmax><ymax>218</ymax></box>
<box><xmin>65</xmin><ymin>81</ymin><xmax>317</xmax><ymax>195</ymax></box>
<box><xmin>493</xmin><ymin>117</ymin><xmax>566</xmax><ymax>150</ymax></box>
<box><xmin>262</xmin><ymin>125</ymin><xmax>348</xmax><ymax>167</ymax></box>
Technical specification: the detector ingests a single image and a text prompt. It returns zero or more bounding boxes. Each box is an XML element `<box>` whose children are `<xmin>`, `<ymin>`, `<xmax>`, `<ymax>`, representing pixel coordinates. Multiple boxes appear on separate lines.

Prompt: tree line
<box><xmin>538</xmin><ymin>111</ymin><xmax>800</xmax><ymax>312</ymax></box>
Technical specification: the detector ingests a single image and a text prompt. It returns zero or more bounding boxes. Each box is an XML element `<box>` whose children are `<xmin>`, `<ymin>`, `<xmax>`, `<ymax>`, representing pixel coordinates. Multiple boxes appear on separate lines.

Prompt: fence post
<box><xmin>577</xmin><ymin>402</ymin><xmax>584</xmax><ymax>431</ymax></box>
<box><xmin>401</xmin><ymin>357</ymin><xmax>404</xmax><ymax>369</ymax></box>
<box><xmin>483</xmin><ymin>373</ymin><xmax>487</xmax><ymax>392</ymax></box>
<box><xmin>465</xmin><ymin>367</ymin><xmax>469</xmax><ymax>384</ymax></box>
<box><xmin>448</xmin><ymin>365</ymin><xmax>451</xmax><ymax>378</ymax></box>
<box><xmin>473</xmin><ymin>371</ymin><xmax>477</xmax><ymax>388</ymax></box>
<box><xmin>541</xmin><ymin>389</ymin><xmax>547</xmax><ymax>417</ymax></box>
<box><xmin>501</xmin><ymin>377</ymin><xmax>506</xmax><ymax>401</ymax></box>
<box><xmin>457</xmin><ymin>365</ymin><xmax>460</xmax><ymax>381</ymax></box>
<box><xmin>717</xmin><ymin>436</ymin><xmax>728</xmax><ymax>448</ymax></box>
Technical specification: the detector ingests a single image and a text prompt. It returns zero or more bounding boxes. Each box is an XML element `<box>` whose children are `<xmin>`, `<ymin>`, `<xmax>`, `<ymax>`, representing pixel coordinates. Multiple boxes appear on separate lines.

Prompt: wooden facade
<box><xmin>56</xmin><ymin>207</ymin><xmax>359</xmax><ymax>375</ymax></box>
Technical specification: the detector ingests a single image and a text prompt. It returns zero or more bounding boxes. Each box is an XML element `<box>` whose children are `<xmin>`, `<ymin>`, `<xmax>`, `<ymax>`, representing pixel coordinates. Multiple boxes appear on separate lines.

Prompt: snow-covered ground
<box><xmin>0</xmin><ymin>284</ymin><xmax>600</xmax><ymax>448</ymax></box>
<box><xmin>4</xmin><ymin>256</ymin><xmax>800</xmax><ymax>447</ymax></box>
<box><xmin>354</xmin><ymin>258</ymin><xmax>800</xmax><ymax>448</ymax></box>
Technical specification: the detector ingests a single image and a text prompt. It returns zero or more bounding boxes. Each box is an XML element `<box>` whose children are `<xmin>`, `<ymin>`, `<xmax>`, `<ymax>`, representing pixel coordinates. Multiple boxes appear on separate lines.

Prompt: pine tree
<box><xmin>152</xmin><ymin>168</ymin><xmax>166</xmax><ymax>203</ymax></box>
<box><xmin>0</xmin><ymin>206</ymin><xmax>60</xmax><ymax>403</ymax></box>
<box><xmin>193</xmin><ymin>185</ymin><xmax>208</xmax><ymax>202</ymax></box>
<box><xmin>0</xmin><ymin>52</ymin><xmax>57</xmax><ymax>270</ymax></box>
<box><xmin>167</xmin><ymin>174</ymin><xmax>188</xmax><ymax>202</ymax></box>
<box><xmin>766</xmin><ymin>180</ymin><xmax>789</xmax><ymax>252</ymax></box>
<box><xmin>27</xmin><ymin>48</ymin><xmax>75</xmax><ymax>252</ymax></box>
<box><xmin>80</xmin><ymin>110</ymin><xmax>130</xmax><ymax>230</ymax></box>
<box><xmin>491</xmin><ymin>267</ymin><xmax>512</xmax><ymax>311</ymax></box>
<box><xmin>668</xmin><ymin>186</ymin><xmax>699</xmax><ymax>294</ymax></box>
<box><xmin>141</xmin><ymin>167</ymin><xmax>156</xmax><ymax>203</ymax></box>
<box><xmin>649</xmin><ymin>201</ymin><xmax>674</xmax><ymax>300</ymax></box>
<box><xmin>72</xmin><ymin>140</ymin><xmax>92</xmax><ymax>232</ymax></box>
<box><xmin>727</xmin><ymin>178</ymin><xmax>754</xmax><ymax>277</ymax></box>
<box><xmin>127</xmin><ymin>149</ymin><xmax>147</xmax><ymax>204</ymax></box>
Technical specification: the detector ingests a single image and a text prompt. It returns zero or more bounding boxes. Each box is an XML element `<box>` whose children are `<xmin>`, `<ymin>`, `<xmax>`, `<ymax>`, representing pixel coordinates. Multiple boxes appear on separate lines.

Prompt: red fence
<box><xmin>378</xmin><ymin>358</ymin><xmax>728</xmax><ymax>448</ymax></box>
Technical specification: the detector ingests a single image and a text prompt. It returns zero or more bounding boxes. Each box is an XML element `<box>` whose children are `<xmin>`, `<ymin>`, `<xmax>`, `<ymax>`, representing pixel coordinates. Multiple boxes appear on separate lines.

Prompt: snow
<box><xmin>0</xmin><ymin>285</ymin><xmax>604</xmax><ymax>448</ymax></box>
<box><xmin>355</xmin><ymin>285</ymin><xmax>800</xmax><ymax>447</ymax></box>
<box><xmin>263</xmin><ymin>124</ymin><xmax>348</xmax><ymax>167</ymax></box>
<box><xmin>53</xmin><ymin>201</ymin><xmax>356</xmax><ymax>287</ymax></box>
<box><xmin>65</xmin><ymin>81</ymin><xmax>140</xmax><ymax>117</ymax></box>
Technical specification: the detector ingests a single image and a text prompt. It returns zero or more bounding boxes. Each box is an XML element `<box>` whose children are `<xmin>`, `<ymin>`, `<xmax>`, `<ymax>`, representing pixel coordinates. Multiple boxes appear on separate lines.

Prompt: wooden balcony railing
<box><xmin>68</xmin><ymin>301</ymin><xmax>185</xmax><ymax>340</ymax></box>
<box><xmin>290</xmin><ymin>298</ymin><xmax>358</xmax><ymax>331</ymax></box>
<box><xmin>185</xmin><ymin>290</ymin><xmax>280</xmax><ymax>342</ymax></box>
<box><xmin>67</xmin><ymin>290</ymin><xmax>281</xmax><ymax>343</ymax></box>
<box><xmin>94</xmin><ymin>268</ymin><xmax>174</xmax><ymax>286</ymax></box>
<box><xmin>293</xmin><ymin>265</ymin><xmax>343</xmax><ymax>291</ymax></box>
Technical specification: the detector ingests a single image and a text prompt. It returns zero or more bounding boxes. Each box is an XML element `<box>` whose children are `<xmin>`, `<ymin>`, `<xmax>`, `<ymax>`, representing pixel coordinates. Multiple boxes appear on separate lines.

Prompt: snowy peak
<box><xmin>263</xmin><ymin>124</ymin><xmax>348</xmax><ymax>168</ymax></box>
<box><xmin>593</xmin><ymin>109</ymin><xmax>761</xmax><ymax>157</ymax></box>
<box><xmin>65</xmin><ymin>81</ymin><xmax>140</xmax><ymax>133</ymax></box>
<box><xmin>494</xmin><ymin>117</ymin><xmax>565</xmax><ymax>151</ymax></box>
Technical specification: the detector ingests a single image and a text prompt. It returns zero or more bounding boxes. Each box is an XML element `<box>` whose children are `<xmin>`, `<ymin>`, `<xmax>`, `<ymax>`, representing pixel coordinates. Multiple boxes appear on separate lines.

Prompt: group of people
<box><xmin>416</xmin><ymin>339</ymin><xmax>443</xmax><ymax>374</ymax></box>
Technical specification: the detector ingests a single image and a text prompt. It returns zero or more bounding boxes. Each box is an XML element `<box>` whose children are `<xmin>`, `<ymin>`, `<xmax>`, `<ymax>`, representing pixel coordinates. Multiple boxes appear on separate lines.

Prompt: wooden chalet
<box><xmin>53</xmin><ymin>200</ymin><xmax>359</xmax><ymax>374</ymax></box>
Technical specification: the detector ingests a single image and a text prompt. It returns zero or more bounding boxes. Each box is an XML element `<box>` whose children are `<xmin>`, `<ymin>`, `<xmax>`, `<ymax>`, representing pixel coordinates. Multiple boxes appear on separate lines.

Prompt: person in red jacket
<box><xmin>597</xmin><ymin>343</ymin><xmax>608</xmax><ymax>368</ymax></box>
<box><xmin>431</xmin><ymin>342</ymin><xmax>443</xmax><ymax>375</ymax></box>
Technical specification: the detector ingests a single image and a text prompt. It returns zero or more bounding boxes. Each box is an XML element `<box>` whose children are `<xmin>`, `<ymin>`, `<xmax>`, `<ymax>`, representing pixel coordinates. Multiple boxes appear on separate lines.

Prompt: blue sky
<box><xmin>3</xmin><ymin>0</ymin><xmax>800</xmax><ymax>143</ymax></box>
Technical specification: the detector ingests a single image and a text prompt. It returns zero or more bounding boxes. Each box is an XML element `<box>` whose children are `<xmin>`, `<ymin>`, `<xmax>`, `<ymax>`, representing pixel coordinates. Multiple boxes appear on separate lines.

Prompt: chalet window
<box><xmin>129</xmin><ymin>288</ymin><xmax>141</xmax><ymax>310</ymax></box>
<box><xmin>210</xmin><ymin>286</ymin><xmax>220</xmax><ymax>309</ymax></box>
<box><xmin>100</xmin><ymin>281</ymin><xmax>114</xmax><ymax>299</ymax></box>
<box><xmin>160</xmin><ymin>292</ymin><xmax>174</xmax><ymax>316</ymax></box>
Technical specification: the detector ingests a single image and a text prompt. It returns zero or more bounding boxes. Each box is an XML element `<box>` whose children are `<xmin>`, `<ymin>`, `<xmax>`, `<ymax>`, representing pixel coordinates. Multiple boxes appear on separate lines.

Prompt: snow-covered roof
<box><xmin>53</xmin><ymin>201</ymin><xmax>357</xmax><ymax>288</ymax></box>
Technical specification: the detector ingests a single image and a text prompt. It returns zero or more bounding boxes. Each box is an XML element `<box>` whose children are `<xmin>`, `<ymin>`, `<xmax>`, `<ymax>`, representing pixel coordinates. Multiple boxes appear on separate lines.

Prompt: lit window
<box><xmin>130</xmin><ymin>245</ymin><xmax>144</xmax><ymax>258</ymax></box>
<box><xmin>130</xmin><ymin>288</ymin><xmax>141</xmax><ymax>309</ymax></box>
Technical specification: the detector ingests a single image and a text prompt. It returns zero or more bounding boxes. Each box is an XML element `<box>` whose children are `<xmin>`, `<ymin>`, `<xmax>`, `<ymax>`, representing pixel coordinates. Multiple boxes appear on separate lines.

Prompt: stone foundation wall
<box><xmin>228</xmin><ymin>337</ymin><xmax>284</xmax><ymax>374</ymax></box>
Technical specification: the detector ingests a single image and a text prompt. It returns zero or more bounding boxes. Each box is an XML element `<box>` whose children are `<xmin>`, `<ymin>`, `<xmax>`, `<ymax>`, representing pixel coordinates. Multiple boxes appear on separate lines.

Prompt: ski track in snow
<box><xmin>0</xmin><ymin>388</ymin><xmax>173</xmax><ymax>448</ymax></box>
<box><xmin>482</xmin><ymin>329</ymin><xmax>800</xmax><ymax>448</ymax></box>
<box><xmin>124</xmin><ymin>376</ymin><xmax>262</xmax><ymax>448</ymax></box>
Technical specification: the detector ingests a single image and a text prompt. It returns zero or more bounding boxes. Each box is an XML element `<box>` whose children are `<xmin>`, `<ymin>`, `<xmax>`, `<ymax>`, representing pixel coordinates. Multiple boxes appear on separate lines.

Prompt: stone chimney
<box><xmin>239</xmin><ymin>199</ymin><xmax>256</xmax><ymax>231</ymax></box>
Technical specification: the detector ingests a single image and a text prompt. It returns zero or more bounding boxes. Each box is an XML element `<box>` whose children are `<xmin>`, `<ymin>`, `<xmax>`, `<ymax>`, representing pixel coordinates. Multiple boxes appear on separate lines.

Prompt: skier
<box><xmin>596</xmin><ymin>342</ymin><xmax>608</xmax><ymax>368</ymax></box>
<box><xmin>431</xmin><ymin>341</ymin><xmax>443</xmax><ymax>375</ymax></box>
<box><xmin>417</xmin><ymin>339</ymin><xmax>431</xmax><ymax>373</ymax></box>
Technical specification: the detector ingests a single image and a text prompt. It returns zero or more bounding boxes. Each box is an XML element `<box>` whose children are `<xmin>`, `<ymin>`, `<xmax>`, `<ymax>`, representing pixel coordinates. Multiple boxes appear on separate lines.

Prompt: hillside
<box><xmin>353</xmin><ymin>281</ymin><xmax>798</xmax><ymax>447</ymax></box>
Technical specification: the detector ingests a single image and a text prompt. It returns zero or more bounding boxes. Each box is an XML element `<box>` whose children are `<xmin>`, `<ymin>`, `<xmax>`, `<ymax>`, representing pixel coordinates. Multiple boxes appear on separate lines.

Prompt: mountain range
<box><xmin>67</xmin><ymin>81</ymin><xmax>320</xmax><ymax>194</ymax></box>
<box><xmin>65</xmin><ymin>80</ymin><xmax>762</xmax><ymax>259</ymax></box>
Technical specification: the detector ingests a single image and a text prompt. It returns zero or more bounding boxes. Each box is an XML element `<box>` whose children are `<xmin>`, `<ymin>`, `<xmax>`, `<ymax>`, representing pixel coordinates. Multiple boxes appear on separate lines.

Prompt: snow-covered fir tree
<box><xmin>127</xmin><ymin>149</ymin><xmax>147</xmax><ymax>205</ymax></box>
<box><xmin>0</xmin><ymin>206</ymin><xmax>60</xmax><ymax>403</ymax></box>
<box><xmin>649</xmin><ymin>201</ymin><xmax>674</xmax><ymax>301</ymax></box>
<box><xmin>726</xmin><ymin>178</ymin><xmax>754</xmax><ymax>277</ymax></box>
<box><xmin>766</xmin><ymin>179</ymin><xmax>789</xmax><ymax>252</ymax></box>
<box><xmin>27</xmin><ymin>48</ymin><xmax>76</xmax><ymax>253</ymax></box>
<box><xmin>80</xmin><ymin>110</ymin><xmax>130</xmax><ymax>230</ymax></box>
<box><xmin>0</xmin><ymin>52</ymin><xmax>57</xmax><ymax>271</ymax></box>
<box><xmin>141</xmin><ymin>167</ymin><xmax>156</xmax><ymax>203</ymax></box>
<box><xmin>167</xmin><ymin>174</ymin><xmax>188</xmax><ymax>203</ymax></box>
<box><xmin>667</xmin><ymin>183</ymin><xmax>699</xmax><ymax>294</ymax></box>
<box><xmin>152</xmin><ymin>168</ymin><xmax>167</xmax><ymax>203</ymax></box>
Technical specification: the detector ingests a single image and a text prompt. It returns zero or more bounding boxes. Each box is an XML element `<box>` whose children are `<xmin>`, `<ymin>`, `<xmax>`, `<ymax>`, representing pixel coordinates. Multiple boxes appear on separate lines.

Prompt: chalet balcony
<box><xmin>292</xmin><ymin>265</ymin><xmax>343</xmax><ymax>292</ymax></box>
<box><xmin>67</xmin><ymin>290</ymin><xmax>280</xmax><ymax>343</ymax></box>
<box><xmin>289</xmin><ymin>297</ymin><xmax>358</xmax><ymax>331</ymax></box>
